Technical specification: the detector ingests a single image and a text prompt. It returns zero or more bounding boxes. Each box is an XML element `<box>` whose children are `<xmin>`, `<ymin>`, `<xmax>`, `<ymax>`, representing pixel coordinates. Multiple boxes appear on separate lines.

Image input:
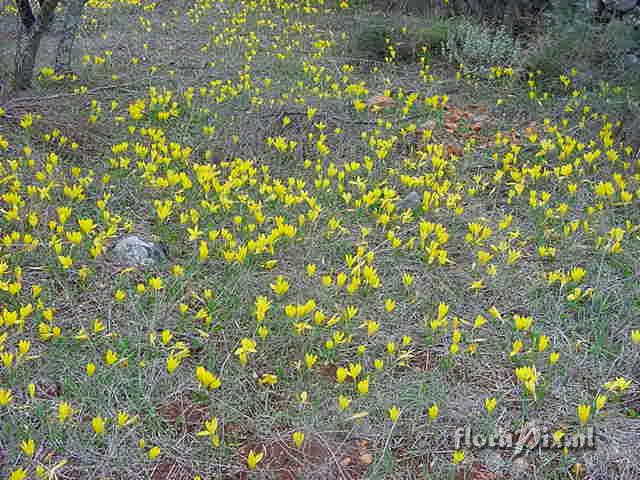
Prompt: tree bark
<box><xmin>13</xmin><ymin>0</ymin><xmax>61</xmax><ymax>90</ymax></box>
<box><xmin>54</xmin><ymin>0</ymin><xmax>87</xmax><ymax>74</ymax></box>
<box><xmin>14</xmin><ymin>21</ymin><xmax>45</xmax><ymax>90</ymax></box>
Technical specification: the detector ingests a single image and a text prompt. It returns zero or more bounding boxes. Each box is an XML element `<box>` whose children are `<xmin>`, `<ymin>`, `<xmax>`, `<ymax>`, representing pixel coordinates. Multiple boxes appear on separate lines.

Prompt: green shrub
<box><xmin>525</xmin><ymin>17</ymin><xmax>640</xmax><ymax>91</ymax></box>
<box><xmin>414</xmin><ymin>19</ymin><xmax>450</xmax><ymax>50</ymax></box>
<box><xmin>352</xmin><ymin>18</ymin><xmax>390</xmax><ymax>60</ymax></box>
<box><xmin>445</xmin><ymin>18</ymin><xmax>523</xmax><ymax>67</ymax></box>
<box><xmin>351</xmin><ymin>16</ymin><xmax>451</xmax><ymax>62</ymax></box>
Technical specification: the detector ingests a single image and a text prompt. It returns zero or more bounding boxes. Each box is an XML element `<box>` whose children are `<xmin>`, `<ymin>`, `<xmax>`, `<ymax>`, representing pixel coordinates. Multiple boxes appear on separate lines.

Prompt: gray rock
<box><xmin>606</xmin><ymin>0</ymin><xmax>639</xmax><ymax>12</ymax></box>
<box><xmin>624</xmin><ymin>53</ymin><xmax>640</xmax><ymax>66</ymax></box>
<box><xmin>396</xmin><ymin>191</ymin><xmax>421</xmax><ymax>211</ymax></box>
<box><xmin>112</xmin><ymin>236</ymin><xmax>166</xmax><ymax>266</ymax></box>
<box><xmin>510</xmin><ymin>456</ymin><xmax>531</xmax><ymax>479</ymax></box>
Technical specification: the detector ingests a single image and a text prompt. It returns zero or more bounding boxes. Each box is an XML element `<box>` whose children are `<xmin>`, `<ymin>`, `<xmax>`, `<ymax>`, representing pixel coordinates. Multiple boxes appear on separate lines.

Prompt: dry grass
<box><xmin>0</xmin><ymin>0</ymin><xmax>639</xmax><ymax>479</ymax></box>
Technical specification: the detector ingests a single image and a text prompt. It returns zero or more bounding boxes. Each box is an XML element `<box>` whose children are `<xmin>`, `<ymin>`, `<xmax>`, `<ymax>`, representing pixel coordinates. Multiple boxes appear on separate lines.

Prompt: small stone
<box><xmin>397</xmin><ymin>191</ymin><xmax>421</xmax><ymax>211</ymax></box>
<box><xmin>340</xmin><ymin>457</ymin><xmax>352</xmax><ymax>466</ymax></box>
<box><xmin>366</xmin><ymin>94</ymin><xmax>395</xmax><ymax>108</ymax></box>
<box><xmin>606</xmin><ymin>0</ymin><xmax>638</xmax><ymax>12</ymax></box>
<box><xmin>359</xmin><ymin>453</ymin><xmax>373</xmax><ymax>465</ymax></box>
<box><xmin>112</xmin><ymin>235</ymin><xmax>166</xmax><ymax>266</ymax></box>
<box><xmin>624</xmin><ymin>53</ymin><xmax>640</xmax><ymax>66</ymax></box>
<box><xmin>510</xmin><ymin>457</ymin><xmax>530</xmax><ymax>479</ymax></box>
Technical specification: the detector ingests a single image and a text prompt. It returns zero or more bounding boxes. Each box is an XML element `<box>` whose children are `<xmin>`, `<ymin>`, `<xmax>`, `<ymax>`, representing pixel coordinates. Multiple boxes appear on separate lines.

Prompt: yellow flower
<box><xmin>234</xmin><ymin>338</ymin><xmax>257</xmax><ymax>365</ymax></box>
<box><xmin>402</xmin><ymin>273</ymin><xmax>414</xmax><ymax>288</ymax></box>
<box><xmin>577</xmin><ymin>404</ymin><xmax>591</xmax><ymax>426</ymax></box>
<box><xmin>195</xmin><ymin>366</ymin><xmax>222</xmax><ymax>390</ymax></box>
<box><xmin>515</xmin><ymin>365</ymin><xmax>539</xmax><ymax>398</ymax></box>
<box><xmin>160</xmin><ymin>330</ymin><xmax>173</xmax><ymax>345</ymax></box>
<box><xmin>388</xmin><ymin>405</ymin><xmax>400</xmax><ymax>423</ymax></box>
<box><xmin>198</xmin><ymin>240</ymin><xmax>209</xmax><ymax>261</ymax></box>
<box><xmin>9</xmin><ymin>469</ymin><xmax>27</xmax><ymax>480</ymax></box>
<box><xmin>58</xmin><ymin>401</ymin><xmax>73</xmax><ymax>423</ymax></box>
<box><xmin>118</xmin><ymin>411</ymin><xmax>134</xmax><ymax>427</ymax></box>
<box><xmin>262</xmin><ymin>260</ymin><xmax>278</xmax><ymax>270</ymax></box>
<box><xmin>58</xmin><ymin>255</ymin><xmax>73</xmax><ymax>269</ymax></box>
<box><xmin>292</xmin><ymin>431</ymin><xmax>305</xmax><ymax>449</ymax></box>
<box><xmin>148</xmin><ymin>446</ymin><xmax>161</xmax><ymax>460</ymax></box>
<box><xmin>257</xmin><ymin>325</ymin><xmax>269</xmax><ymax>338</ymax></box>
<box><xmin>148</xmin><ymin>276</ymin><xmax>163</xmax><ymax>290</ymax></box>
<box><xmin>631</xmin><ymin>330</ymin><xmax>640</xmax><ymax>345</ymax></box>
<box><xmin>595</xmin><ymin>394</ymin><xmax>607</xmax><ymax>411</ymax></box>
<box><xmin>255</xmin><ymin>296</ymin><xmax>271</xmax><ymax>322</ymax></box>
<box><xmin>384</xmin><ymin>298</ymin><xmax>396</xmax><ymax>312</ymax></box>
<box><xmin>603</xmin><ymin>377</ymin><xmax>631</xmax><ymax>393</ymax></box>
<box><xmin>549</xmin><ymin>352</ymin><xmax>560</xmax><ymax>365</ymax></box>
<box><xmin>78</xmin><ymin>218</ymin><xmax>96</xmax><ymax>234</ymax></box>
<box><xmin>114</xmin><ymin>289</ymin><xmax>126</xmax><ymax>302</ymax></box>
<box><xmin>93</xmin><ymin>319</ymin><xmax>105</xmax><ymax>334</ymax></box>
<box><xmin>92</xmin><ymin>416</ymin><xmax>106</xmax><ymax>434</ymax></box>
<box><xmin>473</xmin><ymin>315</ymin><xmax>487</xmax><ymax>328</ymax></box>
<box><xmin>260</xmin><ymin>373</ymin><xmax>278</xmax><ymax>385</ymax></box>
<box><xmin>484</xmin><ymin>397</ymin><xmax>497</xmax><ymax>414</ymax></box>
<box><xmin>21</xmin><ymin>438</ymin><xmax>35</xmax><ymax>456</ymax></box>
<box><xmin>196</xmin><ymin>417</ymin><xmax>220</xmax><ymax>447</ymax></box>
<box><xmin>104</xmin><ymin>349</ymin><xmax>119</xmax><ymax>366</ymax></box>
<box><xmin>360</xmin><ymin>320</ymin><xmax>379</xmax><ymax>337</ymax></box>
<box><xmin>270</xmin><ymin>275</ymin><xmax>289</xmax><ymax>295</ymax></box>
<box><xmin>20</xmin><ymin>113</ymin><xmax>33</xmax><ymax>129</ymax></box>
<box><xmin>338</xmin><ymin>394</ymin><xmax>352</xmax><ymax>410</ymax></box>
<box><xmin>538</xmin><ymin>335</ymin><xmax>550</xmax><ymax>352</ymax></box>
<box><xmin>510</xmin><ymin>340</ymin><xmax>523</xmax><ymax>357</ymax></box>
<box><xmin>171</xmin><ymin>264</ymin><xmax>184</xmax><ymax>277</ymax></box>
<box><xmin>347</xmin><ymin>363</ymin><xmax>362</xmax><ymax>379</ymax></box>
<box><xmin>154</xmin><ymin>199</ymin><xmax>173</xmax><ymax>222</ymax></box>
<box><xmin>166</xmin><ymin>355</ymin><xmax>180</xmax><ymax>374</ymax></box>
<box><xmin>428</xmin><ymin>404</ymin><xmax>439</xmax><ymax>421</ymax></box>
<box><xmin>488</xmin><ymin>306</ymin><xmax>502</xmax><ymax>320</ymax></box>
<box><xmin>356</xmin><ymin>377</ymin><xmax>369</xmax><ymax>396</ymax></box>
<box><xmin>513</xmin><ymin>314</ymin><xmax>533</xmax><ymax>331</ymax></box>
<box><xmin>304</xmin><ymin>353</ymin><xmax>317</xmax><ymax>370</ymax></box>
<box><xmin>86</xmin><ymin>362</ymin><xmax>96</xmax><ymax>377</ymax></box>
<box><xmin>247</xmin><ymin>449</ymin><xmax>264</xmax><ymax>470</ymax></box>
<box><xmin>452</xmin><ymin>450</ymin><xmax>465</xmax><ymax>465</ymax></box>
<box><xmin>306</xmin><ymin>263</ymin><xmax>317</xmax><ymax>276</ymax></box>
<box><xmin>1</xmin><ymin>352</ymin><xmax>14</xmax><ymax>368</ymax></box>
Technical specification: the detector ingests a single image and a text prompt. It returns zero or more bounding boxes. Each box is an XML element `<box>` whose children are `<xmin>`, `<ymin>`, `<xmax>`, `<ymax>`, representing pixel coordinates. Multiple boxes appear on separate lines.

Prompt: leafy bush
<box><xmin>445</xmin><ymin>18</ymin><xmax>523</xmax><ymax>67</ymax></box>
<box><xmin>525</xmin><ymin>16</ymin><xmax>640</xmax><ymax>90</ymax></box>
<box><xmin>351</xmin><ymin>16</ymin><xmax>451</xmax><ymax>62</ymax></box>
<box><xmin>352</xmin><ymin>18</ymin><xmax>390</xmax><ymax>60</ymax></box>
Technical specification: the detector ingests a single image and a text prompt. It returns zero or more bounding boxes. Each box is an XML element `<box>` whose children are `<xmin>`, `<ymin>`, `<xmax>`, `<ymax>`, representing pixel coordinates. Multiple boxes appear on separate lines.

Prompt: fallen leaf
<box><xmin>341</xmin><ymin>457</ymin><xmax>353</xmax><ymax>466</ymax></box>
<box><xmin>346</xmin><ymin>411</ymin><xmax>369</xmax><ymax>421</ymax></box>
<box><xmin>359</xmin><ymin>453</ymin><xmax>373</xmax><ymax>465</ymax></box>
<box><xmin>469</xmin><ymin>462</ymin><xmax>498</xmax><ymax>480</ymax></box>
<box><xmin>420</xmin><ymin>120</ymin><xmax>436</xmax><ymax>131</ymax></box>
<box><xmin>444</xmin><ymin>121</ymin><xmax>458</xmax><ymax>132</ymax></box>
<box><xmin>366</xmin><ymin>94</ymin><xmax>395</xmax><ymax>108</ymax></box>
<box><xmin>447</xmin><ymin>145</ymin><xmax>464</xmax><ymax>157</ymax></box>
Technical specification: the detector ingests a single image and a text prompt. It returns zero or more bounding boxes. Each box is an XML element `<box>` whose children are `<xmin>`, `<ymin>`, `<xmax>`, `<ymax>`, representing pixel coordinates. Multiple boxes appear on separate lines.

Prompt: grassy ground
<box><xmin>0</xmin><ymin>0</ymin><xmax>639</xmax><ymax>479</ymax></box>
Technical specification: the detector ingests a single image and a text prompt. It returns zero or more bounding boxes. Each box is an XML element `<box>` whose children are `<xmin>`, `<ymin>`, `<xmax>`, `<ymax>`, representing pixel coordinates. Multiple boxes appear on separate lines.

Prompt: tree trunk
<box><xmin>13</xmin><ymin>0</ymin><xmax>61</xmax><ymax>90</ymax></box>
<box><xmin>14</xmin><ymin>21</ymin><xmax>45</xmax><ymax>90</ymax></box>
<box><xmin>55</xmin><ymin>0</ymin><xmax>87</xmax><ymax>74</ymax></box>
